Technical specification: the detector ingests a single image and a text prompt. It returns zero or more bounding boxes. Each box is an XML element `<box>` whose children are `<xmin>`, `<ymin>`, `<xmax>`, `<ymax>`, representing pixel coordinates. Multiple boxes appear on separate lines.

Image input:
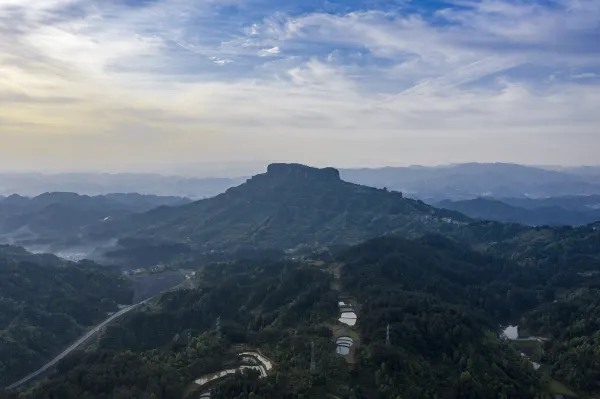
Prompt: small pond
<box><xmin>501</xmin><ymin>325</ymin><xmax>544</xmax><ymax>341</ymax></box>
<box><xmin>339</xmin><ymin>312</ymin><xmax>357</xmax><ymax>326</ymax></box>
<box><xmin>502</xmin><ymin>325</ymin><xmax>519</xmax><ymax>340</ymax></box>
<box><xmin>336</xmin><ymin>336</ymin><xmax>354</xmax><ymax>356</ymax></box>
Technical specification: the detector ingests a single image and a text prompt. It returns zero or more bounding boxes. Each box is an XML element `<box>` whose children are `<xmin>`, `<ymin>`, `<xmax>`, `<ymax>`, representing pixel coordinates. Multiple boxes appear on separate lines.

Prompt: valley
<box><xmin>2</xmin><ymin>163</ymin><xmax>600</xmax><ymax>399</ymax></box>
<box><xmin>4</xmin><ymin>0</ymin><xmax>599</xmax><ymax>394</ymax></box>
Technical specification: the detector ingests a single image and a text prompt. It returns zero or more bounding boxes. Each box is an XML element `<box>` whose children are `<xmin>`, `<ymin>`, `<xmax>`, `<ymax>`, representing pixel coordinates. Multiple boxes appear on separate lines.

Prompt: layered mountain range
<box><xmin>0</xmin><ymin>193</ymin><xmax>191</xmax><ymax>247</ymax></box>
<box><xmin>71</xmin><ymin>164</ymin><xmax>598</xmax><ymax>277</ymax></box>
<box><xmin>436</xmin><ymin>196</ymin><xmax>600</xmax><ymax>226</ymax></box>
<box><xmin>4</xmin><ymin>163</ymin><xmax>600</xmax><ymax>201</ymax></box>
<box><xmin>341</xmin><ymin>163</ymin><xmax>600</xmax><ymax>201</ymax></box>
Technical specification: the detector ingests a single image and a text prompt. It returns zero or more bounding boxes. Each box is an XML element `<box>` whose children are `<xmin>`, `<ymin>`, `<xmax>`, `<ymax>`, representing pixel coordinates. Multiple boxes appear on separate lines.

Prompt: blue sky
<box><xmin>0</xmin><ymin>0</ymin><xmax>599</xmax><ymax>173</ymax></box>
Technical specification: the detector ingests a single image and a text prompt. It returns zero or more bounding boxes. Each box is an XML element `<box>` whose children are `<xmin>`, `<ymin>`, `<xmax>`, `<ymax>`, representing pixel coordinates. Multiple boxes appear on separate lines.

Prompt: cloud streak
<box><xmin>0</xmin><ymin>0</ymin><xmax>599</xmax><ymax>172</ymax></box>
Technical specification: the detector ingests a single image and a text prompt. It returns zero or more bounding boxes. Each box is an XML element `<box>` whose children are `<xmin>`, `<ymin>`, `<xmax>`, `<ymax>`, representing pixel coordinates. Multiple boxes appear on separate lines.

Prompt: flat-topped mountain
<box><xmin>265</xmin><ymin>163</ymin><xmax>341</xmax><ymax>181</ymax></box>
<box><xmin>92</xmin><ymin>163</ymin><xmax>470</xmax><ymax>251</ymax></box>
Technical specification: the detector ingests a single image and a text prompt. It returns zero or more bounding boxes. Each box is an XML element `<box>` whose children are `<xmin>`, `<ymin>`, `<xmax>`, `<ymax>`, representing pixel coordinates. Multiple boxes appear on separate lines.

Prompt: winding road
<box><xmin>5</xmin><ymin>298</ymin><xmax>151</xmax><ymax>390</ymax></box>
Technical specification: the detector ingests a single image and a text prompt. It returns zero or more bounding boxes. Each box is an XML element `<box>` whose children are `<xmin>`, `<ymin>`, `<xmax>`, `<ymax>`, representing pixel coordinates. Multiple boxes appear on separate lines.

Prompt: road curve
<box><xmin>5</xmin><ymin>298</ymin><xmax>151</xmax><ymax>391</ymax></box>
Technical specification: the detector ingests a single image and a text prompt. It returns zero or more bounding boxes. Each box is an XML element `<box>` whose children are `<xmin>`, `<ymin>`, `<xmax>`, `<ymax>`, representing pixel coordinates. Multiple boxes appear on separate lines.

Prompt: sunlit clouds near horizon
<box><xmin>1</xmin><ymin>0</ymin><xmax>599</xmax><ymax>173</ymax></box>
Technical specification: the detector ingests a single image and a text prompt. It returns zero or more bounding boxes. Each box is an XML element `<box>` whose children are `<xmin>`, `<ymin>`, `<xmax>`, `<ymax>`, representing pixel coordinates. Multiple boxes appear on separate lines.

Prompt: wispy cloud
<box><xmin>259</xmin><ymin>46</ymin><xmax>280</xmax><ymax>56</ymax></box>
<box><xmin>572</xmin><ymin>72</ymin><xmax>598</xmax><ymax>79</ymax></box>
<box><xmin>0</xmin><ymin>0</ymin><xmax>599</xmax><ymax>171</ymax></box>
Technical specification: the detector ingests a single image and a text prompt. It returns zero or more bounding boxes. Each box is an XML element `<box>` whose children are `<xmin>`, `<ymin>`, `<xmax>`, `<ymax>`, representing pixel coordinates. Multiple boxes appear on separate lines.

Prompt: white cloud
<box><xmin>572</xmin><ymin>72</ymin><xmax>598</xmax><ymax>79</ymax></box>
<box><xmin>210</xmin><ymin>56</ymin><xmax>233</xmax><ymax>65</ymax></box>
<box><xmin>1</xmin><ymin>0</ymin><xmax>600</xmax><ymax>170</ymax></box>
<box><xmin>259</xmin><ymin>46</ymin><xmax>280</xmax><ymax>56</ymax></box>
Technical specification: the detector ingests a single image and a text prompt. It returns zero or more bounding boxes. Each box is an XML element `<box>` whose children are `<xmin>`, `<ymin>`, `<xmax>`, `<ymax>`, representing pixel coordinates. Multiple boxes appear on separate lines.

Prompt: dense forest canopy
<box><xmin>521</xmin><ymin>288</ymin><xmax>600</xmax><ymax>393</ymax></box>
<box><xmin>0</xmin><ymin>247</ymin><xmax>133</xmax><ymax>387</ymax></box>
<box><xmin>9</xmin><ymin>234</ymin><xmax>597</xmax><ymax>399</ymax></box>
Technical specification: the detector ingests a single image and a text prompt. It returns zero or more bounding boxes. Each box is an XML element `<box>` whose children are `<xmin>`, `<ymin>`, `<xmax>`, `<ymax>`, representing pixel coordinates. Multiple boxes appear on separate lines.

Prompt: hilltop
<box><xmin>91</xmin><ymin>163</ymin><xmax>469</xmax><ymax>253</ymax></box>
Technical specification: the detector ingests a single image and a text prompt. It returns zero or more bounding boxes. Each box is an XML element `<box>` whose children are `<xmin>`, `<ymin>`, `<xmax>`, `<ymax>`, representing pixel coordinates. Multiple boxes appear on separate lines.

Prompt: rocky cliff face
<box><xmin>265</xmin><ymin>163</ymin><xmax>341</xmax><ymax>181</ymax></box>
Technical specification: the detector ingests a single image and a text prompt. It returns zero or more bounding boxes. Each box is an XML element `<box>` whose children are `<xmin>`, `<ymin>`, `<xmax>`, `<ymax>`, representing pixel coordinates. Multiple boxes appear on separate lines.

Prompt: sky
<box><xmin>1</xmin><ymin>0</ymin><xmax>599</xmax><ymax>173</ymax></box>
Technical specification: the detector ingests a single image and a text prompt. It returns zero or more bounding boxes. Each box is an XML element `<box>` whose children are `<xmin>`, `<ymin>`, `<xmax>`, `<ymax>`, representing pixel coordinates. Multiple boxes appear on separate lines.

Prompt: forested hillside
<box><xmin>521</xmin><ymin>288</ymin><xmax>600</xmax><ymax>393</ymax></box>
<box><xmin>0</xmin><ymin>247</ymin><xmax>133</xmax><ymax>387</ymax></box>
<box><xmin>89</xmin><ymin>163</ymin><xmax>470</xmax><ymax>254</ymax></box>
<box><xmin>85</xmin><ymin>165</ymin><xmax>600</xmax><ymax>280</ymax></box>
<box><xmin>10</xmin><ymin>235</ymin><xmax>585</xmax><ymax>399</ymax></box>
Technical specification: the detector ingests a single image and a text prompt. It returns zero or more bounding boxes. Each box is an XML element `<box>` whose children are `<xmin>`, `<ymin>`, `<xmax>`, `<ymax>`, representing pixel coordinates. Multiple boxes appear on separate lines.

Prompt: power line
<box><xmin>310</xmin><ymin>341</ymin><xmax>316</xmax><ymax>373</ymax></box>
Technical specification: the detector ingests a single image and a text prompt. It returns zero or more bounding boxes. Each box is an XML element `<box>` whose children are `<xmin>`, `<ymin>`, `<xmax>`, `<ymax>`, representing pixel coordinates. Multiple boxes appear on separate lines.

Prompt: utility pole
<box><xmin>310</xmin><ymin>341</ymin><xmax>316</xmax><ymax>373</ymax></box>
<box><xmin>216</xmin><ymin>316</ymin><xmax>222</xmax><ymax>339</ymax></box>
<box><xmin>386</xmin><ymin>323</ymin><xmax>391</xmax><ymax>346</ymax></box>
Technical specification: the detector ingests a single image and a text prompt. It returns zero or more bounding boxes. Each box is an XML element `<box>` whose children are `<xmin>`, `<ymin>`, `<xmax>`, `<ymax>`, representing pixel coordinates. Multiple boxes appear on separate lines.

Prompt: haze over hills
<box><xmin>4</xmin><ymin>163</ymin><xmax>599</xmax><ymax>263</ymax></box>
<box><xmin>4</xmin><ymin>0</ymin><xmax>600</xmax><ymax>393</ymax></box>
<box><xmin>436</xmin><ymin>197</ymin><xmax>600</xmax><ymax>227</ymax></box>
<box><xmin>545</xmin><ymin>165</ymin><xmax>600</xmax><ymax>177</ymax></box>
<box><xmin>340</xmin><ymin>163</ymin><xmax>600</xmax><ymax>201</ymax></box>
<box><xmin>77</xmin><ymin>164</ymin><xmax>600</xmax><ymax>276</ymax></box>
<box><xmin>3</xmin><ymin>163</ymin><xmax>600</xmax><ymax>202</ymax></box>
<box><xmin>501</xmin><ymin>195</ymin><xmax>600</xmax><ymax>212</ymax></box>
<box><xmin>0</xmin><ymin>173</ymin><xmax>245</xmax><ymax>199</ymax></box>
<box><xmin>0</xmin><ymin>193</ymin><xmax>191</xmax><ymax>251</ymax></box>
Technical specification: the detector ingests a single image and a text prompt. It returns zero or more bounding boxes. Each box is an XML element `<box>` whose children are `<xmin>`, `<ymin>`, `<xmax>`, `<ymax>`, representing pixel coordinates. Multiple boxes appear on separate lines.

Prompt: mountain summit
<box><xmin>265</xmin><ymin>163</ymin><xmax>341</xmax><ymax>181</ymax></box>
<box><xmin>92</xmin><ymin>163</ymin><xmax>469</xmax><ymax>251</ymax></box>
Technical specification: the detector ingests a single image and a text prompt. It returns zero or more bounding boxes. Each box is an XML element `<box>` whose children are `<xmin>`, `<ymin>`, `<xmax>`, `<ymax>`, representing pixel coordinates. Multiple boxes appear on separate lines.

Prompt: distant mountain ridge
<box><xmin>436</xmin><ymin>197</ymin><xmax>600</xmax><ymax>226</ymax></box>
<box><xmin>90</xmin><ymin>163</ymin><xmax>470</xmax><ymax>252</ymax></box>
<box><xmin>0</xmin><ymin>173</ymin><xmax>245</xmax><ymax>199</ymax></box>
<box><xmin>500</xmin><ymin>195</ymin><xmax>600</xmax><ymax>211</ymax></box>
<box><xmin>0</xmin><ymin>192</ymin><xmax>191</xmax><ymax>247</ymax></box>
<box><xmin>3</xmin><ymin>163</ymin><xmax>600</xmax><ymax>201</ymax></box>
<box><xmin>340</xmin><ymin>163</ymin><xmax>600</xmax><ymax>201</ymax></box>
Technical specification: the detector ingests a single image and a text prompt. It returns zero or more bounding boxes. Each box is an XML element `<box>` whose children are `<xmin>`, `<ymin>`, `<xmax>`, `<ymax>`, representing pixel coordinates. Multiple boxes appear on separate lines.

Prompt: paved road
<box><xmin>5</xmin><ymin>299</ymin><xmax>151</xmax><ymax>390</ymax></box>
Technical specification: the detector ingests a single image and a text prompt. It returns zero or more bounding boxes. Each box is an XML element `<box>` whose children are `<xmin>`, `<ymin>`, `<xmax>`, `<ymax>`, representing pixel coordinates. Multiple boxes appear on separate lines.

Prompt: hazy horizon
<box><xmin>1</xmin><ymin>160</ymin><xmax>600</xmax><ymax>179</ymax></box>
